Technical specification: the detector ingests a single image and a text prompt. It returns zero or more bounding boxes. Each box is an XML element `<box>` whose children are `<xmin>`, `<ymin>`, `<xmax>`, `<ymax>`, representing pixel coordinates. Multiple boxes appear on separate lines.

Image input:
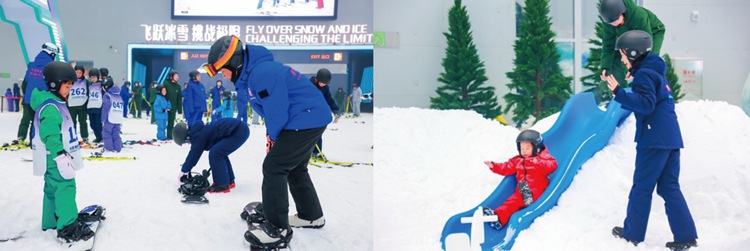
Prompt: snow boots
<box><xmin>666</xmin><ymin>239</ymin><xmax>698</xmax><ymax>251</ymax></box>
<box><xmin>57</xmin><ymin>219</ymin><xmax>94</xmax><ymax>243</ymax></box>
<box><xmin>482</xmin><ymin>207</ymin><xmax>502</xmax><ymax>230</ymax></box>
<box><xmin>288</xmin><ymin>214</ymin><xmax>325</xmax><ymax>229</ymax></box>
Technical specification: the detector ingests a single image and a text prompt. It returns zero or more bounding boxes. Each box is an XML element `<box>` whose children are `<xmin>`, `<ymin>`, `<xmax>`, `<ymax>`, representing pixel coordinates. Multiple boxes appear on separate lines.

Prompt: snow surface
<box><xmin>374</xmin><ymin>101</ymin><xmax>750</xmax><ymax>251</ymax></box>
<box><xmin>0</xmin><ymin>112</ymin><xmax>372</xmax><ymax>250</ymax></box>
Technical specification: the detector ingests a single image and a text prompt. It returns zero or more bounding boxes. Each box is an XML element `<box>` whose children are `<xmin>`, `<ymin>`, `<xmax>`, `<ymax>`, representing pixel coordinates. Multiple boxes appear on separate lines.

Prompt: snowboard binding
<box><xmin>178</xmin><ymin>169</ymin><xmax>211</xmax><ymax>196</ymax></box>
<box><xmin>244</xmin><ymin>221</ymin><xmax>293</xmax><ymax>251</ymax></box>
<box><xmin>241</xmin><ymin>202</ymin><xmax>266</xmax><ymax>225</ymax></box>
<box><xmin>78</xmin><ymin>205</ymin><xmax>107</xmax><ymax>222</ymax></box>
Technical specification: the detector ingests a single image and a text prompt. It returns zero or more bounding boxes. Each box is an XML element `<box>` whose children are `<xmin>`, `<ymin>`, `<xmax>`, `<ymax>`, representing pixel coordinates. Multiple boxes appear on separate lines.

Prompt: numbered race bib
<box><xmin>88</xmin><ymin>83</ymin><xmax>103</xmax><ymax>108</ymax></box>
<box><xmin>67</xmin><ymin>79</ymin><xmax>88</xmax><ymax>107</ymax></box>
<box><xmin>107</xmin><ymin>93</ymin><xmax>124</xmax><ymax>124</ymax></box>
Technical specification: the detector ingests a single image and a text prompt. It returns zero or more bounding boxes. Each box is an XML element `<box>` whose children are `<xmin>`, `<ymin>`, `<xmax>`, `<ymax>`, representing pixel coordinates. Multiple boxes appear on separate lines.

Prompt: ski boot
<box><xmin>244</xmin><ymin>221</ymin><xmax>293</xmax><ymax>251</ymax></box>
<box><xmin>57</xmin><ymin>219</ymin><xmax>94</xmax><ymax>243</ymax></box>
<box><xmin>241</xmin><ymin>202</ymin><xmax>266</xmax><ymax>224</ymax></box>
<box><xmin>666</xmin><ymin>239</ymin><xmax>697</xmax><ymax>251</ymax></box>
<box><xmin>288</xmin><ymin>214</ymin><xmax>325</xmax><ymax>229</ymax></box>
<box><xmin>482</xmin><ymin>207</ymin><xmax>502</xmax><ymax>230</ymax></box>
<box><xmin>612</xmin><ymin>226</ymin><xmax>640</xmax><ymax>246</ymax></box>
<box><xmin>207</xmin><ymin>184</ymin><xmax>231</xmax><ymax>194</ymax></box>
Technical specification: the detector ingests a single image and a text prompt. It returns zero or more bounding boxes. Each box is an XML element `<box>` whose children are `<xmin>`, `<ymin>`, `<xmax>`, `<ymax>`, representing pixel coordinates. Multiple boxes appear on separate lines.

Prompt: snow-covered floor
<box><xmin>0</xmin><ymin>111</ymin><xmax>372</xmax><ymax>251</ymax></box>
<box><xmin>374</xmin><ymin>100</ymin><xmax>750</xmax><ymax>250</ymax></box>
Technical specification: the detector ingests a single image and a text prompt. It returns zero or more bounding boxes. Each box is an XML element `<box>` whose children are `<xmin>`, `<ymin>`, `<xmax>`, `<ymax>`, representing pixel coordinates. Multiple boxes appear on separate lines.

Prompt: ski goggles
<box><xmin>202</xmin><ymin>35</ymin><xmax>241</xmax><ymax>77</ymax></box>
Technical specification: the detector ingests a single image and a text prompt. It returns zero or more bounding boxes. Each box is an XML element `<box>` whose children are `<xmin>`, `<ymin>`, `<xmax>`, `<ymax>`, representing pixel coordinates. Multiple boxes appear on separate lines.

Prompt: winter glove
<box><xmin>179</xmin><ymin>172</ymin><xmax>190</xmax><ymax>183</ymax></box>
<box><xmin>54</xmin><ymin>152</ymin><xmax>76</xmax><ymax>180</ymax></box>
<box><xmin>266</xmin><ymin>135</ymin><xmax>275</xmax><ymax>154</ymax></box>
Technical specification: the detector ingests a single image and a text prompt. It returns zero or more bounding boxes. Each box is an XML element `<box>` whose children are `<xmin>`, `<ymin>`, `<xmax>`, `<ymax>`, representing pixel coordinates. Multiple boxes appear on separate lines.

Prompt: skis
<box><xmin>1</xmin><ymin>141</ymin><xmax>29</xmax><ymax>151</ymax></box>
<box><xmin>0</xmin><ymin>231</ymin><xmax>25</xmax><ymax>242</ymax></box>
<box><xmin>83</xmin><ymin>156</ymin><xmax>137</xmax><ymax>161</ymax></box>
<box><xmin>309</xmin><ymin>157</ymin><xmax>373</xmax><ymax>168</ymax></box>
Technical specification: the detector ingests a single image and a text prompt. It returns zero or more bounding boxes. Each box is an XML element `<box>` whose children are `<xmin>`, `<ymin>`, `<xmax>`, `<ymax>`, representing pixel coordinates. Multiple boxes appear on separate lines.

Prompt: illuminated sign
<box><xmin>172</xmin><ymin>0</ymin><xmax>338</xmax><ymax>19</ymax></box>
<box><xmin>180</xmin><ymin>52</ymin><xmax>189</xmax><ymax>60</ymax></box>
<box><xmin>139</xmin><ymin>24</ymin><xmax>373</xmax><ymax>45</ymax></box>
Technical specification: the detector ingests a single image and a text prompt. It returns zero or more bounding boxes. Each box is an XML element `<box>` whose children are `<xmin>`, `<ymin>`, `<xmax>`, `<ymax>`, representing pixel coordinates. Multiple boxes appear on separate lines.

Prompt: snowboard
<box><xmin>241</xmin><ymin>202</ymin><xmax>265</xmax><ymax>224</ymax></box>
<box><xmin>0</xmin><ymin>230</ymin><xmax>25</xmax><ymax>242</ymax></box>
<box><xmin>181</xmin><ymin>195</ymin><xmax>209</xmax><ymax>204</ymax></box>
<box><xmin>62</xmin><ymin>205</ymin><xmax>106</xmax><ymax>251</ymax></box>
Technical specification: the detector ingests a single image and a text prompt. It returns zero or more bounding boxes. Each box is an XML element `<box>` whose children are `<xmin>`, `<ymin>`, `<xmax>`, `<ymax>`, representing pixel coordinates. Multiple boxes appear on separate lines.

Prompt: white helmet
<box><xmin>42</xmin><ymin>42</ymin><xmax>60</xmax><ymax>57</ymax></box>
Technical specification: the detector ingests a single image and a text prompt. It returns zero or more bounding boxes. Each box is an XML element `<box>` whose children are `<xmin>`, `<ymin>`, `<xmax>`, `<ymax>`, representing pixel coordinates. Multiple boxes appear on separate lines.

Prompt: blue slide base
<box><xmin>440</xmin><ymin>92</ymin><xmax>631</xmax><ymax>250</ymax></box>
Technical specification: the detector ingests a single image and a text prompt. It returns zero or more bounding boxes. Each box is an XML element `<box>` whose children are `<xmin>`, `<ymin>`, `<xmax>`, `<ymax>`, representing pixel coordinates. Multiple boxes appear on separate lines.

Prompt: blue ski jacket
<box><xmin>235</xmin><ymin>44</ymin><xmax>331</xmax><ymax>141</ymax></box>
<box><xmin>23</xmin><ymin>51</ymin><xmax>54</xmax><ymax>105</ymax></box>
<box><xmin>613</xmin><ymin>53</ymin><xmax>683</xmax><ymax>149</ymax></box>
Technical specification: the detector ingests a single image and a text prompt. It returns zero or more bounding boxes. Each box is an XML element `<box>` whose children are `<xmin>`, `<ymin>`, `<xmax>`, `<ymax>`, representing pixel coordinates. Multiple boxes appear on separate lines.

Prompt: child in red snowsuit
<box><xmin>483</xmin><ymin>130</ymin><xmax>558</xmax><ymax>229</ymax></box>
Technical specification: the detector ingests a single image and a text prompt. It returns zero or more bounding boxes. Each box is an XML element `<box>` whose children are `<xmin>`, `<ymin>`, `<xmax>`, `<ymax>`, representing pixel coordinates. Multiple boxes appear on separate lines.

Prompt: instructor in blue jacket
<box><xmin>606</xmin><ymin>30</ymin><xmax>697</xmax><ymax>251</ymax></box>
<box><xmin>184</xmin><ymin>70</ymin><xmax>208</xmax><ymax>126</ymax></box>
<box><xmin>203</xmin><ymin>35</ymin><xmax>331</xmax><ymax>248</ymax></box>
<box><xmin>17</xmin><ymin>43</ymin><xmax>59</xmax><ymax>142</ymax></box>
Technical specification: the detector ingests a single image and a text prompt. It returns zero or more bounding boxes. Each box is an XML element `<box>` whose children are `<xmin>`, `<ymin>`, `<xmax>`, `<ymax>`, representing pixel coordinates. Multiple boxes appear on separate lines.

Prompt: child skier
<box><xmin>173</xmin><ymin>118</ymin><xmax>249</xmax><ymax>193</ymax></box>
<box><xmin>153</xmin><ymin>86</ymin><xmax>172</xmax><ymax>141</ymax></box>
<box><xmin>30</xmin><ymin>61</ymin><xmax>94</xmax><ymax>243</ymax></box>
<box><xmin>86</xmin><ymin>69</ymin><xmax>104</xmax><ymax>143</ymax></box>
<box><xmin>483</xmin><ymin>129</ymin><xmax>558</xmax><ymax>229</ymax></box>
<box><xmin>101</xmin><ymin>80</ymin><xmax>124</xmax><ymax>152</ymax></box>
<box><xmin>211</xmin><ymin>91</ymin><xmax>235</xmax><ymax>119</ymax></box>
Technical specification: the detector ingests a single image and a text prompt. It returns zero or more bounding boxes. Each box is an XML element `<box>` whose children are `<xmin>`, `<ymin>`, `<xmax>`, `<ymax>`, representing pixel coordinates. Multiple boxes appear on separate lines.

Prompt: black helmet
<box><xmin>173</xmin><ymin>122</ymin><xmax>189</xmax><ymax>146</ymax></box>
<box><xmin>43</xmin><ymin>61</ymin><xmax>76</xmax><ymax>93</ymax></box>
<box><xmin>316</xmin><ymin>68</ymin><xmax>332</xmax><ymax>84</ymax></box>
<box><xmin>99</xmin><ymin>67</ymin><xmax>109</xmax><ymax>77</ymax></box>
<box><xmin>222</xmin><ymin>91</ymin><xmax>232</xmax><ymax>99</ymax></box>
<box><xmin>615</xmin><ymin>30</ymin><xmax>652</xmax><ymax>65</ymax></box>
<box><xmin>516</xmin><ymin>129</ymin><xmax>544</xmax><ymax>156</ymax></box>
<box><xmin>599</xmin><ymin>0</ymin><xmax>626</xmax><ymax>23</ymax></box>
<box><xmin>203</xmin><ymin>35</ymin><xmax>244</xmax><ymax>83</ymax></box>
<box><xmin>88</xmin><ymin>68</ymin><xmax>100</xmax><ymax>78</ymax></box>
<box><xmin>189</xmin><ymin>70</ymin><xmax>200</xmax><ymax>81</ymax></box>
<box><xmin>74</xmin><ymin>65</ymin><xmax>86</xmax><ymax>79</ymax></box>
<box><xmin>167</xmin><ymin>70</ymin><xmax>179</xmax><ymax>82</ymax></box>
<box><xmin>102</xmin><ymin>78</ymin><xmax>114</xmax><ymax>91</ymax></box>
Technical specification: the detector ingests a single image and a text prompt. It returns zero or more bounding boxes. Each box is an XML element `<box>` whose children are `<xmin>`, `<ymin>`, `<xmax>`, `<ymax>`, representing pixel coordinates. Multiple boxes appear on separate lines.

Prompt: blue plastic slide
<box><xmin>440</xmin><ymin>92</ymin><xmax>632</xmax><ymax>250</ymax></box>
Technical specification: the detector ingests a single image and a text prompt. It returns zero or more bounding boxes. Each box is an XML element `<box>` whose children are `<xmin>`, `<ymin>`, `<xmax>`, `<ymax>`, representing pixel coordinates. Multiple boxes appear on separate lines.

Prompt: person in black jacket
<box><xmin>309</xmin><ymin>68</ymin><xmax>340</xmax><ymax>159</ymax></box>
<box><xmin>12</xmin><ymin>82</ymin><xmax>21</xmax><ymax>112</ymax></box>
<box><xmin>173</xmin><ymin>119</ymin><xmax>249</xmax><ymax>193</ymax></box>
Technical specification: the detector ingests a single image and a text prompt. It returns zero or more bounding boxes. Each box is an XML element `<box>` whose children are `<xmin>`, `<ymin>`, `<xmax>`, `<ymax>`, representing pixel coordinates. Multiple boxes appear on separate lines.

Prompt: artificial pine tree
<box><xmin>663</xmin><ymin>54</ymin><xmax>686</xmax><ymax>102</ymax></box>
<box><xmin>430</xmin><ymin>0</ymin><xmax>502</xmax><ymax>119</ymax></box>
<box><xmin>503</xmin><ymin>0</ymin><xmax>572</xmax><ymax>126</ymax></box>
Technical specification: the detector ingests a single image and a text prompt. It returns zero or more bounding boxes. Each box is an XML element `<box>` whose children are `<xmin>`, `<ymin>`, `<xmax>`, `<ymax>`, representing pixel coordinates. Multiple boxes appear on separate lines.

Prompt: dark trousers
<box><xmin>87</xmin><ymin>110</ymin><xmax>103</xmax><ymax>141</ymax></box>
<box><xmin>69</xmin><ymin>106</ymin><xmax>89</xmax><ymax>140</ymax></box>
<box><xmin>623</xmin><ymin>148</ymin><xmax>698</xmax><ymax>242</ymax></box>
<box><xmin>131</xmin><ymin>99</ymin><xmax>142</xmax><ymax>118</ymax></box>
<box><xmin>122</xmin><ymin>98</ymin><xmax>129</xmax><ymax>118</ymax></box>
<box><xmin>209</xmin><ymin>124</ymin><xmax>249</xmax><ymax>185</ymax></box>
<box><xmin>14</xmin><ymin>99</ymin><xmax>20</xmax><ymax>112</ymax></box>
<box><xmin>166</xmin><ymin>110</ymin><xmax>177</xmax><ymax>140</ymax></box>
<box><xmin>262</xmin><ymin>126</ymin><xmax>326</xmax><ymax>229</ymax></box>
<box><xmin>17</xmin><ymin>103</ymin><xmax>34</xmax><ymax>140</ymax></box>
<box><xmin>186</xmin><ymin>111</ymin><xmax>203</xmax><ymax>127</ymax></box>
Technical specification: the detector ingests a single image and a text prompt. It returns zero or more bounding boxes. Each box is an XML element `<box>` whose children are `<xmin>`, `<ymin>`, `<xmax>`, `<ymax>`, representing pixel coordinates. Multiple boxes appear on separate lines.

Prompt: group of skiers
<box><xmin>21</xmin><ymin>33</ymin><xmax>354</xmax><ymax>249</ymax></box>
